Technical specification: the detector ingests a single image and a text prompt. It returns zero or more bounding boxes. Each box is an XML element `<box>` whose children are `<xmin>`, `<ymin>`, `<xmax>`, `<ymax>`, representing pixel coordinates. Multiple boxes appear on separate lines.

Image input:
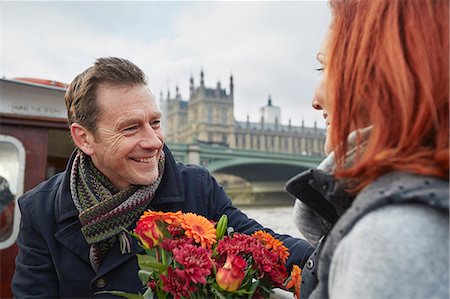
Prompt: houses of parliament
<box><xmin>160</xmin><ymin>70</ymin><xmax>326</xmax><ymax>156</ymax></box>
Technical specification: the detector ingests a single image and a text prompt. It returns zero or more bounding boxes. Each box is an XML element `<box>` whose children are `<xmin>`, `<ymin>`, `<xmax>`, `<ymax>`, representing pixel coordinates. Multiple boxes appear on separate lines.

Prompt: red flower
<box><xmin>161</xmin><ymin>268</ymin><xmax>197</xmax><ymax>299</ymax></box>
<box><xmin>216</xmin><ymin>233</ymin><xmax>259</xmax><ymax>256</ymax></box>
<box><xmin>146</xmin><ymin>279</ymin><xmax>156</xmax><ymax>291</ymax></box>
<box><xmin>172</xmin><ymin>243</ymin><xmax>213</xmax><ymax>284</ymax></box>
<box><xmin>216</xmin><ymin>254</ymin><xmax>247</xmax><ymax>292</ymax></box>
<box><xmin>252</xmin><ymin>248</ymin><xmax>287</xmax><ymax>287</ymax></box>
<box><xmin>160</xmin><ymin>236</ymin><xmax>193</xmax><ymax>252</ymax></box>
<box><xmin>167</xmin><ymin>223</ymin><xmax>184</xmax><ymax>237</ymax></box>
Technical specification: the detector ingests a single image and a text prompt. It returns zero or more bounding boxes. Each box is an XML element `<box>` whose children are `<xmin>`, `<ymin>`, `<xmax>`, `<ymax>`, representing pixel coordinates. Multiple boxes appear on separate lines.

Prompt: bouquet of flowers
<box><xmin>101</xmin><ymin>210</ymin><xmax>302</xmax><ymax>299</ymax></box>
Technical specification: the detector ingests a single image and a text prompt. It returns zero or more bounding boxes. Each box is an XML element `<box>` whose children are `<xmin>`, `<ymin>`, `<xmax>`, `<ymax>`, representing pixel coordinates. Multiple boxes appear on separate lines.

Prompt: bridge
<box><xmin>166</xmin><ymin>142</ymin><xmax>324</xmax><ymax>205</ymax></box>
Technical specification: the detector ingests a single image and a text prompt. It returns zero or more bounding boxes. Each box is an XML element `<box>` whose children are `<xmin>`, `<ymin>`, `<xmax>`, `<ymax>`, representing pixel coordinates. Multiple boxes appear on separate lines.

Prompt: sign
<box><xmin>0</xmin><ymin>79</ymin><xmax>67</xmax><ymax>119</ymax></box>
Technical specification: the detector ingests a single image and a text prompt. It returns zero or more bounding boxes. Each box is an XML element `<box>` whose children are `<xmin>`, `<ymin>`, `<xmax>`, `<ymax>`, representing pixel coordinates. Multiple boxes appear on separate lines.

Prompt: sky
<box><xmin>1</xmin><ymin>1</ymin><xmax>331</xmax><ymax>128</ymax></box>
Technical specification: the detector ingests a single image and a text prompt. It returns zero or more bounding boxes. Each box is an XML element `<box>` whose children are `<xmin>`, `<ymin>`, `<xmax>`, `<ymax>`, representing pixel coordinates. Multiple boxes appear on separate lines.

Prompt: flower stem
<box><xmin>161</xmin><ymin>247</ymin><xmax>167</xmax><ymax>265</ymax></box>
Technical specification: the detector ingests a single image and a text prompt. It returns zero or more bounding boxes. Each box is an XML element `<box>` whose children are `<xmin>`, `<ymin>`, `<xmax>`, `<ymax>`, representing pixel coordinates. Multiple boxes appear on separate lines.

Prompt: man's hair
<box><xmin>327</xmin><ymin>0</ymin><xmax>449</xmax><ymax>192</ymax></box>
<box><xmin>64</xmin><ymin>57</ymin><xmax>148</xmax><ymax>133</ymax></box>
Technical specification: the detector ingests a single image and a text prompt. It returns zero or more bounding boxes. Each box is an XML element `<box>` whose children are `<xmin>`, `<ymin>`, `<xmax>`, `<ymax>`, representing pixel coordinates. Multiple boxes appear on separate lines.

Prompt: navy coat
<box><xmin>12</xmin><ymin>146</ymin><xmax>313</xmax><ymax>298</ymax></box>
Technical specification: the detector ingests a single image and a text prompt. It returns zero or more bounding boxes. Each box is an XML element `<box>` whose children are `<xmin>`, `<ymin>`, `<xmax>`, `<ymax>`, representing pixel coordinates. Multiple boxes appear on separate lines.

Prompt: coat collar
<box><xmin>285</xmin><ymin>169</ymin><xmax>353</xmax><ymax>227</ymax></box>
<box><xmin>53</xmin><ymin>144</ymin><xmax>185</xmax><ymax>266</ymax></box>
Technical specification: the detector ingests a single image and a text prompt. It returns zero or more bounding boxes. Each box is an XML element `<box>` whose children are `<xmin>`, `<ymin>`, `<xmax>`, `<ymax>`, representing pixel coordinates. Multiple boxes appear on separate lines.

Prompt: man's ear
<box><xmin>70</xmin><ymin>123</ymin><xmax>95</xmax><ymax>156</ymax></box>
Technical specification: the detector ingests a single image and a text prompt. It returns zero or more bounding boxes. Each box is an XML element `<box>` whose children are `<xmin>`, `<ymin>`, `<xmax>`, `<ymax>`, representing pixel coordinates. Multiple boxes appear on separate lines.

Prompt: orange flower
<box><xmin>285</xmin><ymin>265</ymin><xmax>302</xmax><ymax>299</ymax></box>
<box><xmin>252</xmin><ymin>231</ymin><xmax>290</xmax><ymax>263</ymax></box>
<box><xmin>181</xmin><ymin>213</ymin><xmax>217</xmax><ymax>248</ymax></box>
<box><xmin>140</xmin><ymin>210</ymin><xmax>183</xmax><ymax>225</ymax></box>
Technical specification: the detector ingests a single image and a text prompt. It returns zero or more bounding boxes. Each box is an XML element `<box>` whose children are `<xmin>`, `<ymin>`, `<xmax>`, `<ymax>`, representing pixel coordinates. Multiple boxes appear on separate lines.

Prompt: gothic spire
<box><xmin>200</xmin><ymin>69</ymin><xmax>204</xmax><ymax>86</ymax></box>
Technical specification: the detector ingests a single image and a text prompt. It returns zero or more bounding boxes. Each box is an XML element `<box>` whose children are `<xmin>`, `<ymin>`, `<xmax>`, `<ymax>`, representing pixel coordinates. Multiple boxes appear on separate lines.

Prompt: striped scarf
<box><xmin>70</xmin><ymin>150</ymin><xmax>165</xmax><ymax>272</ymax></box>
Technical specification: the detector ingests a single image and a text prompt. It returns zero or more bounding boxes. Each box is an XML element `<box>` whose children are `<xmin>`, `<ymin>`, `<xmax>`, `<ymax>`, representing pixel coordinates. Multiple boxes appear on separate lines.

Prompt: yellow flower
<box><xmin>181</xmin><ymin>213</ymin><xmax>217</xmax><ymax>248</ymax></box>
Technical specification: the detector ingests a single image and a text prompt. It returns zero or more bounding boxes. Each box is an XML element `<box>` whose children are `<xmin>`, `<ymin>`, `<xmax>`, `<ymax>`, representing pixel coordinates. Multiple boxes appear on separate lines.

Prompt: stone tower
<box><xmin>187</xmin><ymin>70</ymin><xmax>235</xmax><ymax>147</ymax></box>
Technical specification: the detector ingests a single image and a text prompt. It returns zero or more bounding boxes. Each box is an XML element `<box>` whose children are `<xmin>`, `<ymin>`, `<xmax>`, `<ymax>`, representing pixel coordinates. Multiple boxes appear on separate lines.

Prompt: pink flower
<box><xmin>252</xmin><ymin>248</ymin><xmax>287</xmax><ymax>287</ymax></box>
<box><xmin>160</xmin><ymin>236</ymin><xmax>193</xmax><ymax>252</ymax></box>
<box><xmin>167</xmin><ymin>224</ymin><xmax>184</xmax><ymax>237</ymax></box>
<box><xmin>161</xmin><ymin>268</ymin><xmax>197</xmax><ymax>299</ymax></box>
<box><xmin>216</xmin><ymin>254</ymin><xmax>247</xmax><ymax>292</ymax></box>
<box><xmin>217</xmin><ymin>233</ymin><xmax>259</xmax><ymax>256</ymax></box>
<box><xmin>146</xmin><ymin>279</ymin><xmax>156</xmax><ymax>291</ymax></box>
<box><xmin>172</xmin><ymin>243</ymin><xmax>213</xmax><ymax>284</ymax></box>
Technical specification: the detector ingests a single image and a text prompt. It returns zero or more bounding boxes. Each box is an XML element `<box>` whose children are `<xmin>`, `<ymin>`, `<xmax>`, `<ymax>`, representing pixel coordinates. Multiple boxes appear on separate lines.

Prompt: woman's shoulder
<box><xmin>361</xmin><ymin>171</ymin><xmax>448</xmax><ymax>200</ymax></box>
<box><xmin>342</xmin><ymin>202</ymin><xmax>448</xmax><ymax>248</ymax></box>
<box><xmin>329</xmin><ymin>203</ymin><xmax>449</xmax><ymax>298</ymax></box>
<box><xmin>336</xmin><ymin>203</ymin><xmax>448</xmax><ymax>276</ymax></box>
<box><xmin>353</xmin><ymin>171</ymin><xmax>449</xmax><ymax>215</ymax></box>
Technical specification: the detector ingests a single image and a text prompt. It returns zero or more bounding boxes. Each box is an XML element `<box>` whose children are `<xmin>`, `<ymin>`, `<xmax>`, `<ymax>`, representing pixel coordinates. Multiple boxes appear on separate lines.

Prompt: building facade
<box><xmin>161</xmin><ymin>71</ymin><xmax>326</xmax><ymax>156</ymax></box>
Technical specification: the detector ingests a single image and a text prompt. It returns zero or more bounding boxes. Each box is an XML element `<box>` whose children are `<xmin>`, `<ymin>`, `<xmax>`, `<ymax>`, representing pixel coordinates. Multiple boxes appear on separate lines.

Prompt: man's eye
<box><xmin>315</xmin><ymin>67</ymin><xmax>324</xmax><ymax>73</ymax></box>
<box><xmin>151</xmin><ymin>120</ymin><xmax>161</xmax><ymax>128</ymax></box>
<box><xmin>124</xmin><ymin>125</ymin><xmax>138</xmax><ymax>132</ymax></box>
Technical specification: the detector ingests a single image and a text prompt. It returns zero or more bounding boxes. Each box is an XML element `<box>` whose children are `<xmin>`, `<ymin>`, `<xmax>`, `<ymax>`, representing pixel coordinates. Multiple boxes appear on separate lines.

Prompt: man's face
<box><xmin>88</xmin><ymin>83</ymin><xmax>164</xmax><ymax>189</ymax></box>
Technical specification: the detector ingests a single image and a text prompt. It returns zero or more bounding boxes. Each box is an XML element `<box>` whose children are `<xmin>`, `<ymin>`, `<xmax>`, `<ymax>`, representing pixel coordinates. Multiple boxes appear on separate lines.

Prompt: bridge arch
<box><xmin>208</xmin><ymin>158</ymin><xmax>312</xmax><ymax>182</ymax></box>
<box><xmin>167</xmin><ymin>142</ymin><xmax>325</xmax><ymax>204</ymax></box>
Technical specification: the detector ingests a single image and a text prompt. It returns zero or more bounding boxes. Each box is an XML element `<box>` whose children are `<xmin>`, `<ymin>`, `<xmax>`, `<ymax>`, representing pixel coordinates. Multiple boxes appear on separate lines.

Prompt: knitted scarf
<box><xmin>70</xmin><ymin>150</ymin><xmax>165</xmax><ymax>272</ymax></box>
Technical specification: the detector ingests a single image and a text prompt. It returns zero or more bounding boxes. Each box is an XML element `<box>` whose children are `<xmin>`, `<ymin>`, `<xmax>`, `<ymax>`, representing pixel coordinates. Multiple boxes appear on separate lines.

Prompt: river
<box><xmin>238</xmin><ymin>205</ymin><xmax>304</xmax><ymax>239</ymax></box>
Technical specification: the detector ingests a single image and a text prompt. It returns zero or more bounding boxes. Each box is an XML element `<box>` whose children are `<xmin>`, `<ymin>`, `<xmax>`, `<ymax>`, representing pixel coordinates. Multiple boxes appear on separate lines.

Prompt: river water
<box><xmin>238</xmin><ymin>205</ymin><xmax>304</xmax><ymax>239</ymax></box>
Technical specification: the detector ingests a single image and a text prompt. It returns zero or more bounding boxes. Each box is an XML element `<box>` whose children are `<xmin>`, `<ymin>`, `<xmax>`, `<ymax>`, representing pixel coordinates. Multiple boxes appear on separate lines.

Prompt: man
<box><xmin>12</xmin><ymin>57</ymin><xmax>312</xmax><ymax>298</ymax></box>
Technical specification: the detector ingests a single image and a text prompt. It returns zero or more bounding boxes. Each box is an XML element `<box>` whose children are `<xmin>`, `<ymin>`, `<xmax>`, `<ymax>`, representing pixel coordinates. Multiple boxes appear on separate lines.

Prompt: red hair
<box><xmin>327</xmin><ymin>0</ymin><xmax>449</xmax><ymax>192</ymax></box>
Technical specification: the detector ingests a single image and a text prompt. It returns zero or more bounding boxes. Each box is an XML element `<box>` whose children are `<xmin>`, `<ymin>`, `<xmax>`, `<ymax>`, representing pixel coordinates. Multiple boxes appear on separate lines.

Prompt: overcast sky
<box><xmin>1</xmin><ymin>1</ymin><xmax>331</xmax><ymax>128</ymax></box>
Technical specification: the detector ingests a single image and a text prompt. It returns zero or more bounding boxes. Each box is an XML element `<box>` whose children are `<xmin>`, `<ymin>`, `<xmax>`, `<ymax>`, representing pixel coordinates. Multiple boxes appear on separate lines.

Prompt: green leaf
<box><xmin>247</xmin><ymin>281</ymin><xmax>260</xmax><ymax>299</ymax></box>
<box><xmin>144</xmin><ymin>248</ymin><xmax>157</xmax><ymax>258</ymax></box>
<box><xmin>210</xmin><ymin>286</ymin><xmax>227</xmax><ymax>299</ymax></box>
<box><xmin>95</xmin><ymin>291</ymin><xmax>144</xmax><ymax>299</ymax></box>
<box><xmin>138</xmin><ymin>270</ymin><xmax>152</xmax><ymax>286</ymax></box>
<box><xmin>137</xmin><ymin>254</ymin><xmax>168</xmax><ymax>272</ymax></box>
<box><xmin>142</xmin><ymin>288</ymin><xmax>155</xmax><ymax>299</ymax></box>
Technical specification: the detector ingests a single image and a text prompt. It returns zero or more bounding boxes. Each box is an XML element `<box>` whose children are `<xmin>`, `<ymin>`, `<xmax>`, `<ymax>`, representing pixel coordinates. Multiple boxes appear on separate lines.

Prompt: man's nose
<box><xmin>140</xmin><ymin>124</ymin><xmax>162</xmax><ymax>148</ymax></box>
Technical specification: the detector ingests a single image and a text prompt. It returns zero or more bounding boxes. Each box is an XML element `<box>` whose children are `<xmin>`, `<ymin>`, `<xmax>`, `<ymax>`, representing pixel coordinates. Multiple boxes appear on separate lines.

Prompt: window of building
<box><xmin>207</xmin><ymin>107</ymin><xmax>213</xmax><ymax>123</ymax></box>
<box><xmin>222</xmin><ymin>133</ymin><xmax>227</xmax><ymax>145</ymax></box>
<box><xmin>221</xmin><ymin>110</ymin><xmax>227</xmax><ymax>125</ymax></box>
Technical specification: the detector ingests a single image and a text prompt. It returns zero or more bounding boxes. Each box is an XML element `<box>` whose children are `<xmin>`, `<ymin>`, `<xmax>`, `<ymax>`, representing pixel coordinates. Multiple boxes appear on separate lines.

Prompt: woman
<box><xmin>287</xmin><ymin>0</ymin><xmax>449</xmax><ymax>298</ymax></box>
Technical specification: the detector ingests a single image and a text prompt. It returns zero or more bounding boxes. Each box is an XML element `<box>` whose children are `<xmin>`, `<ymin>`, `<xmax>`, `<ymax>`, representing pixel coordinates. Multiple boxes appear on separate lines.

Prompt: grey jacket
<box><xmin>287</xmin><ymin>170</ymin><xmax>449</xmax><ymax>299</ymax></box>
